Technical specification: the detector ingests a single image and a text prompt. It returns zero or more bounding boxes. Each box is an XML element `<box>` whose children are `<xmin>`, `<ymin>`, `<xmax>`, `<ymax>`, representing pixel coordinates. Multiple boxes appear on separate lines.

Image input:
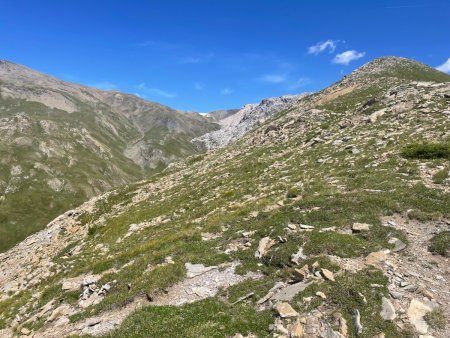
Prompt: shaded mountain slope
<box><xmin>0</xmin><ymin>60</ymin><xmax>218</xmax><ymax>251</ymax></box>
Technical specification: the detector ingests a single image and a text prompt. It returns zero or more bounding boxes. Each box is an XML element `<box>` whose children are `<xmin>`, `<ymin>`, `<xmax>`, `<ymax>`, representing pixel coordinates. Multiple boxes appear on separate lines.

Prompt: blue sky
<box><xmin>1</xmin><ymin>0</ymin><xmax>449</xmax><ymax>112</ymax></box>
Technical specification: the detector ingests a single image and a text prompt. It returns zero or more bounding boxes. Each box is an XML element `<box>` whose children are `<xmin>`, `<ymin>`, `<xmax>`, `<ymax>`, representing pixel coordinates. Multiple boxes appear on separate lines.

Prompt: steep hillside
<box><xmin>206</xmin><ymin>109</ymin><xmax>240</xmax><ymax>122</ymax></box>
<box><xmin>0</xmin><ymin>57</ymin><xmax>449</xmax><ymax>338</ymax></box>
<box><xmin>193</xmin><ymin>93</ymin><xmax>310</xmax><ymax>149</ymax></box>
<box><xmin>0</xmin><ymin>60</ymin><xmax>218</xmax><ymax>252</ymax></box>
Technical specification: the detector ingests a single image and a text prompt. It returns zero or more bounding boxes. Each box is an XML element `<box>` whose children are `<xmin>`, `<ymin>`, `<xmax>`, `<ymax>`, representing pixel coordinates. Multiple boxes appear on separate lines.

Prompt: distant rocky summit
<box><xmin>193</xmin><ymin>93</ymin><xmax>310</xmax><ymax>149</ymax></box>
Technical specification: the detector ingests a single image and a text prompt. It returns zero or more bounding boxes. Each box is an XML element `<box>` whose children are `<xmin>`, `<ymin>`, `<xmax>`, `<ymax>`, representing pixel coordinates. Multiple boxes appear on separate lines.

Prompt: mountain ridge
<box><xmin>0</xmin><ymin>56</ymin><xmax>449</xmax><ymax>337</ymax></box>
<box><xmin>0</xmin><ymin>60</ymin><xmax>219</xmax><ymax>251</ymax></box>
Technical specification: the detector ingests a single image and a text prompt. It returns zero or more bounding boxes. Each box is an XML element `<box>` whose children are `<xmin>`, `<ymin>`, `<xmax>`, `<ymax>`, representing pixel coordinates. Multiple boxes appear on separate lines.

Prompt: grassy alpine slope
<box><xmin>0</xmin><ymin>57</ymin><xmax>449</xmax><ymax>338</ymax></box>
<box><xmin>0</xmin><ymin>60</ymin><xmax>218</xmax><ymax>252</ymax></box>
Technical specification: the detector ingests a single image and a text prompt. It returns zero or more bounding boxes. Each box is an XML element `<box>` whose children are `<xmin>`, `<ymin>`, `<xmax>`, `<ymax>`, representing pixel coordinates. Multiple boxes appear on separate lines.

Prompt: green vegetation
<box><xmin>424</xmin><ymin>307</ymin><xmax>447</xmax><ymax>330</ymax></box>
<box><xmin>402</xmin><ymin>142</ymin><xmax>450</xmax><ymax>160</ymax></box>
<box><xmin>429</xmin><ymin>231</ymin><xmax>450</xmax><ymax>257</ymax></box>
<box><xmin>433</xmin><ymin>166</ymin><xmax>449</xmax><ymax>184</ymax></box>
<box><xmin>91</xmin><ymin>299</ymin><xmax>272</xmax><ymax>338</ymax></box>
<box><xmin>1</xmin><ymin>58</ymin><xmax>449</xmax><ymax>337</ymax></box>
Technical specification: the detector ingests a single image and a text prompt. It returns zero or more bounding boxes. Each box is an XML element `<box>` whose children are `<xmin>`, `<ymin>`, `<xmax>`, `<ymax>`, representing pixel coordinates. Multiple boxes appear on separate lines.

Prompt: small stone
<box><xmin>293</xmin><ymin>264</ymin><xmax>309</xmax><ymax>281</ymax></box>
<box><xmin>352</xmin><ymin>309</ymin><xmax>363</xmax><ymax>335</ymax></box>
<box><xmin>20</xmin><ymin>328</ymin><xmax>31</xmax><ymax>335</ymax></box>
<box><xmin>418</xmin><ymin>287</ymin><xmax>434</xmax><ymax>299</ymax></box>
<box><xmin>287</xmin><ymin>223</ymin><xmax>297</xmax><ymax>230</ymax></box>
<box><xmin>165</xmin><ymin>256</ymin><xmax>175</xmax><ymax>264</ymax></box>
<box><xmin>407</xmin><ymin>299</ymin><xmax>433</xmax><ymax>334</ymax></box>
<box><xmin>255</xmin><ymin>237</ymin><xmax>277</xmax><ymax>258</ymax></box>
<box><xmin>403</xmin><ymin>284</ymin><xmax>418</xmax><ymax>292</ymax></box>
<box><xmin>352</xmin><ymin>223</ymin><xmax>371</xmax><ymax>232</ymax></box>
<box><xmin>390</xmin><ymin>291</ymin><xmax>404</xmax><ymax>299</ymax></box>
<box><xmin>287</xmin><ymin>319</ymin><xmax>304</xmax><ymax>338</ymax></box>
<box><xmin>300</xmin><ymin>224</ymin><xmax>315</xmax><ymax>230</ymax></box>
<box><xmin>61</xmin><ymin>279</ymin><xmax>80</xmax><ymax>291</ymax></box>
<box><xmin>388</xmin><ymin>237</ymin><xmax>406</xmax><ymax>252</ymax></box>
<box><xmin>275</xmin><ymin>302</ymin><xmax>298</xmax><ymax>318</ymax></box>
<box><xmin>366</xmin><ymin>250</ymin><xmax>389</xmax><ymax>266</ymax></box>
<box><xmin>185</xmin><ymin>263</ymin><xmax>217</xmax><ymax>278</ymax></box>
<box><xmin>321</xmin><ymin>268</ymin><xmax>335</xmax><ymax>282</ymax></box>
<box><xmin>380</xmin><ymin>297</ymin><xmax>396</xmax><ymax>320</ymax></box>
<box><xmin>316</xmin><ymin>291</ymin><xmax>327</xmax><ymax>299</ymax></box>
<box><xmin>291</xmin><ymin>247</ymin><xmax>307</xmax><ymax>264</ymax></box>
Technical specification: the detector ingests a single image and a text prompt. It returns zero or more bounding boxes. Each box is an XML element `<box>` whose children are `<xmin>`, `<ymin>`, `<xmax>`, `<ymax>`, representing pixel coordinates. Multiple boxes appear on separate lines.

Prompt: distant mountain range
<box><xmin>0</xmin><ymin>60</ymin><xmax>220</xmax><ymax>251</ymax></box>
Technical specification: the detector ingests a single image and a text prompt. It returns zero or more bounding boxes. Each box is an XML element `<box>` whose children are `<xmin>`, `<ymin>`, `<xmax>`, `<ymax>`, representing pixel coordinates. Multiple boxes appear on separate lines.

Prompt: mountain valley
<box><xmin>0</xmin><ymin>57</ymin><xmax>449</xmax><ymax>338</ymax></box>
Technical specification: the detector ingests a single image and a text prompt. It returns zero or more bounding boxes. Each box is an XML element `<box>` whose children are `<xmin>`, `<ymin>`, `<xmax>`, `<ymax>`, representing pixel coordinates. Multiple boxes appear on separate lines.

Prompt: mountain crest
<box><xmin>345</xmin><ymin>56</ymin><xmax>450</xmax><ymax>83</ymax></box>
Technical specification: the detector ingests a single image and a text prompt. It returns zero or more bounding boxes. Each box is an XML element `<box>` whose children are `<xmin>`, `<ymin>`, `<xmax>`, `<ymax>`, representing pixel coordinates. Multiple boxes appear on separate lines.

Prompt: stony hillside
<box><xmin>193</xmin><ymin>93</ymin><xmax>310</xmax><ymax>149</ymax></box>
<box><xmin>206</xmin><ymin>109</ymin><xmax>240</xmax><ymax>123</ymax></box>
<box><xmin>0</xmin><ymin>60</ymin><xmax>218</xmax><ymax>252</ymax></box>
<box><xmin>0</xmin><ymin>57</ymin><xmax>449</xmax><ymax>338</ymax></box>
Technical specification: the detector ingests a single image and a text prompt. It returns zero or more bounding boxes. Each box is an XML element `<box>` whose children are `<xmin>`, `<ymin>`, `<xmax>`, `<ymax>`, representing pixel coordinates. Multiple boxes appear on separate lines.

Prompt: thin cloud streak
<box><xmin>136</xmin><ymin>83</ymin><xmax>176</xmax><ymax>98</ymax></box>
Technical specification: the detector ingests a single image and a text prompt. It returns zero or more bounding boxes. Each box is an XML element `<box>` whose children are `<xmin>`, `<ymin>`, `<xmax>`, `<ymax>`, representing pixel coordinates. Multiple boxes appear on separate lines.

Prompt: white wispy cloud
<box><xmin>332</xmin><ymin>50</ymin><xmax>365</xmax><ymax>65</ymax></box>
<box><xmin>220</xmin><ymin>88</ymin><xmax>232</xmax><ymax>95</ymax></box>
<box><xmin>178</xmin><ymin>52</ymin><xmax>214</xmax><ymax>64</ymax></box>
<box><xmin>92</xmin><ymin>82</ymin><xmax>117</xmax><ymax>90</ymax></box>
<box><xmin>136</xmin><ymin>83</ymin><xmax>176</xmax><ymax>98</ymax></box>
<box><xmin>307</xmin><ymin>40</ymin><xmax>337</xmax><ymax>55</ymax></box>
<box><xmin>260</xmin><ymin>74</ymin><xmax>287</xmax><ymax>84</ymax></box>
<box><xmin>287</xmin><ymin>78</ymin><xmax>310</xmax><ymax>90</ymax></box>
<box><xmin>194</xmin><ymin>82</ymin><xmax>205</xmax><ymax>91</ymax></box>
<box><xmin>179</xmin><ymin>56</ymin><xmax>201</xmax><ymax>64</ymax></box>
<box><xmin>436</xmin><ymin>58</ymin><xmax>450</xmax><ymax>74</ymax></box>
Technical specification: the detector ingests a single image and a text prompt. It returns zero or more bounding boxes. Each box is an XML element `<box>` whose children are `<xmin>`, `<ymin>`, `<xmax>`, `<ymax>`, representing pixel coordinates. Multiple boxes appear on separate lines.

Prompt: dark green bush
<box><xmin>402</xmin><ymin>143</ymin><xmax>450</xmax><ymax>160</ymax></box>
<box><xmin>429</xmin><ymin>231</ymin><xmax>450</xmax><ymax>257</ymax></box>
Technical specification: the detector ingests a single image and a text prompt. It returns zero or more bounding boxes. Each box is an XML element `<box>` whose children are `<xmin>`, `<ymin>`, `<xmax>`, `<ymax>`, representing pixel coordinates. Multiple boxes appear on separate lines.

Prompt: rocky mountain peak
<box><xmin>343</xmin><ymin>56</ymin><xmax>450</xmax><ymax>83</ymax></box>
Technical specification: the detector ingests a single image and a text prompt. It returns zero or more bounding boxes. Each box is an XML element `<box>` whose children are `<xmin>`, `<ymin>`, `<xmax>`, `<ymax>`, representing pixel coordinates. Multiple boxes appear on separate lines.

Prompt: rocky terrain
<box><xmin>205</xmin><ymin>109</ymin><xmax>240</xmax><ymax>123</ymax></box>
<box><xmin>0</xmin><ymin>60</ymin><xmax>218</xmax><ymax>251</ymax></box>
<box><xmin>0</xmin><ymin>57</ymin><xmax>449</xmax><ymax>338</ymax></box>
<box><xmin>192</xmin><ymin>93</ymin><xmax>310</xmax><ymax>149</ymax></box>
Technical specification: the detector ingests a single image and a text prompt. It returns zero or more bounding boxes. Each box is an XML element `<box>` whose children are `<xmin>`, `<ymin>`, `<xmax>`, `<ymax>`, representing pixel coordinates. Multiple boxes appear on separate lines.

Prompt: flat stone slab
<box><xmin>272</xmin><ymin>281</ymin><xmax>313</xmax><ymax>301</ymax></box>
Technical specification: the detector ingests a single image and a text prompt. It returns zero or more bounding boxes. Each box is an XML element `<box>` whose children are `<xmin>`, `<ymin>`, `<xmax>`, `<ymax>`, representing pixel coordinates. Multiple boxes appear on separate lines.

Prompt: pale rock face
<box><xmin>192</xmin><ymin>93</ymin><xmax>310</xmax><ymax>149</ymax></box>
<box><xmin>407</xmin><ymin>299</ymin><xmax>434</xmax><ymax>334</ymax></box>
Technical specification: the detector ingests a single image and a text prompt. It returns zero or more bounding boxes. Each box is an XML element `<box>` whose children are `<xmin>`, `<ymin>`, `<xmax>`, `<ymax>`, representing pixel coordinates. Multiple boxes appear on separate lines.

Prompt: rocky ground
<box><xmin>0</xmin><ymin>57</ymin><xmax>449</xmax><ymax>338</ymax></box>
<box><xmin>192</xmin><ymin>93</ymin><xmax>310</xmax><ymax>149</ymax></box>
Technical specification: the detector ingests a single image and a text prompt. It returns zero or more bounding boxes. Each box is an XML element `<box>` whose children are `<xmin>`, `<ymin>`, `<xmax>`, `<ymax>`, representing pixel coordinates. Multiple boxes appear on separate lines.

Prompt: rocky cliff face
<box><xmin>0</xmin><ymin>57</ymin><xmax>449</xmax><ymax>338</ymax></box>
<box><xmin>0</xmin><ymin>60</ymin><xmax>218</xmax><ymax>252</ymax></box>
<box><xmin>192</xmin><ymin>93</ymin><xmax>310</xmax><ymax>149</ymax></box>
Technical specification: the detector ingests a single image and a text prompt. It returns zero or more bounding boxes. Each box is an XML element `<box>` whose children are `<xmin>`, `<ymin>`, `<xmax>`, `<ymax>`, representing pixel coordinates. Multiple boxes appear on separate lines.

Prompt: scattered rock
<box><xmin>61</xmin><ymin>279</ymin><xmax>81</xmax><ymax>292</ymax></box>
<box><xmin>287</xmin><ymin>319</ymin><xmax>304</xmax><ymax>338</ymax></box>
<box><xmin>299</xmin><ymin>224</ymin><xmax>315</xmax><ymax>230</ymax></box>
<box><xmin>352</xmin><ymin>309</ymin><xmax>363</xmax><ymax>335</ymax></box>
<box><xmin>20</xmin><ymin>328</ymin><xmax>31</xmax><ymax>335</ymax></box>
<box><xmin>390</xmin><ymin>291</ymin><xmax>404</xmax><ymax>299</ymax></box>
<box><xmin>365</xmin><ymin>250</ymin><xmax>389</xmax><ymax>266</ymax></box>
<box><xmin>316</xmin><ymin>291</ymin><xmax>327</xmax><ymax>299</ymax></box>
<box><xmin>388</xmin><ymin>237</ymin><xmax>406</xmax><ymax>252</ymax></box>
<box><xmin>321</xmin><ymin>268</ymin><xmax>335</xmax><ymax>282</ymax></box>
<box><xmin>185</xmin><ymin>263</ymin><xmax>217</xmax><ymax>278</ymax></box>
<box><xmin>255</xmin><ymin>237</ymin><xmax>277</xmax><ymax>258</ymax></box>
<box><xmin>275</xmin><ymin>302</ymin><xmax>298</xmax><ymax>318</ymax></box>
<box><xmin>407</xmin><ymin>299</ymin><xmax>433</xmax><ymax>334</ymax></box>
<box><xmin>291</xmin><ymin>247</ymin><xmax>307</xmax><ymax>264</ymax></box>
<box><xmin>380</xmin><ymin>297</ymin><xmax>396</xmax><ymax>320</ymax></box>
<box><xmin>271</xmin><ymin>282</ymin><xmax>312</xmax><ymax>302</ymax></box>
<box><xmin>352</xmin><ymin>223</ymin><xmax>371</xmax><ymax>232</ymax></box>
<box><xmin>293</xmin><ymin>264</ymin><xmax>309</xmax><ymax>281</ymax></box>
